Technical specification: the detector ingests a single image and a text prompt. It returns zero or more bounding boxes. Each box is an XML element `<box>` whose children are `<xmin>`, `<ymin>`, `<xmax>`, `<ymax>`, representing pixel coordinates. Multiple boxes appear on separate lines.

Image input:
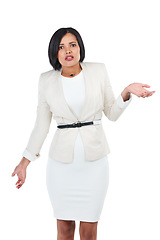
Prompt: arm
<box><xmin>102</xmin><ymin>63</ymin><xmax>155</xmax><ymax>121</ymax></box>
<box><xmin>102</xmin><ymin>63</ymin><xmax>132</xmax><ymax>121</ymax></box>
<box><xmin>22</xmin><ymin>73</ymin><xmax>52</xmax><ymax>161</ymax></box>
<box><xmin>11</xmin><ymin>74</ymin><xmax>52</xmax><ymax>189</ymax></box>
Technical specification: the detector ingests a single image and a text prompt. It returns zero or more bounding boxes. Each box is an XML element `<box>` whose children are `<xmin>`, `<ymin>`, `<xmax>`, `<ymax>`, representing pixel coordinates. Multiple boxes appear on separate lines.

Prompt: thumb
<box><xmin>142</xmin><ymin>84</ymin><xmax>150</xmax><ymax>88</ymax></box>
<box><xmin>11</xmin><ymin>169</ymin><xmax>17</xmax><ymax>177</ymax></box>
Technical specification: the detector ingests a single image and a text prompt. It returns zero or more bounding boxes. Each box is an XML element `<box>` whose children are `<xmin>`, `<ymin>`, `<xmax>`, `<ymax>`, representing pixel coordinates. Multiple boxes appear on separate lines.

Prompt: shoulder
<box><xmin>81</xmin><ymin>62</ymin><xmax>108</xmax><ymax>78</ymax></box>
<box><xmin>40</xmin><ymin>68</ymin><xmax>59</xmax><ymax>79</ymax></box>
<box><xmin>81</xmin><ymin>61</ymin><xmax>105</xmax><ymax>69</ymax></box>
<box><xmin>81</xmin><ymin>62</ymin><xmax>107</xmax><ymax>75</ymax></box>
<box><xmin>38</xmin><ymin>68</ymin><xmax>60</xmax><ymax>87</ymax></box>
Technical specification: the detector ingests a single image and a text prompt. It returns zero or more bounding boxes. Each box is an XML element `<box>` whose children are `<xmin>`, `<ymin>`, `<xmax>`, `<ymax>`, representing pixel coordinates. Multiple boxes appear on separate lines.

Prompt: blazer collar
<box><xmin>56</xmin><ymin>62</ymin><xmax>91</xmax><ymax>122</ymax></box>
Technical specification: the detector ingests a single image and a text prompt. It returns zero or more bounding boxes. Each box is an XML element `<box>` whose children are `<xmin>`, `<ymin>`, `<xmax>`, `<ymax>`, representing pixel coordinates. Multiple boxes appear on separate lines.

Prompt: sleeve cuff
<box><xmin>22</xmin><ymin>149</ymin><xmax>40</xmax><ymax>161</ymax></box>
<box><xmin>116</xmin><ymin>93</ymin><xmax>132</xmax><ymax>108</ymax></box>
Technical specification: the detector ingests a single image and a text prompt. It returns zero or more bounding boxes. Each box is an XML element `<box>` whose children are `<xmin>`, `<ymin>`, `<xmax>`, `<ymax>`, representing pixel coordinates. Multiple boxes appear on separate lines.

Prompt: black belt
<box><xmin>57</xmin><ymin>121</ymin><xmax>94</xmax><ymax>129</ymax></box>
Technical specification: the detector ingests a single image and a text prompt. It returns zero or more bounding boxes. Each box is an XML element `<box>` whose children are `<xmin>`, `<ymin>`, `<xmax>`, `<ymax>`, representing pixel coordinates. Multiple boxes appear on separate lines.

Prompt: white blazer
<box><xmin>22</xmin><ymin>62</ymin><xmax>132</xmax><ymax>163</ymax></box>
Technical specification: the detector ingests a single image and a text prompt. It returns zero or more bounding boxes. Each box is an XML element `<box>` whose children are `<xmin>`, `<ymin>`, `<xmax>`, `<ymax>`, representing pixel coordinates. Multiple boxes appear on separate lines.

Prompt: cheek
<box><xmin>75</xmin><ymin>47</ymin><xmax>80</xmax><ymax>57</ymax></box>
<box><xmin>57</xmin><ymin>51</ymin><xmax>61</xmax><ymax>58</ymax></box>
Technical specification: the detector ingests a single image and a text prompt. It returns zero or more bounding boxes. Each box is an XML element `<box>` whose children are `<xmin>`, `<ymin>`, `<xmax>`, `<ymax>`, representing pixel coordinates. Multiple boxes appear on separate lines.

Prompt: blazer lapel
<box><xmin>56</xmin><ymin>62</ymin><xmax>91</xmax><ymax>122</ymax></box>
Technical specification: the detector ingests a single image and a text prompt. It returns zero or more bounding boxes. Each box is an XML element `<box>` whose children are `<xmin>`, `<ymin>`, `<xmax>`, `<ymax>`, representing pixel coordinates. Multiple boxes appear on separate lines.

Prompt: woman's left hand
<box><xmin>126</xmin><ymin>83</ymin><xmax>155</xmax><ymax>98</ymax></box>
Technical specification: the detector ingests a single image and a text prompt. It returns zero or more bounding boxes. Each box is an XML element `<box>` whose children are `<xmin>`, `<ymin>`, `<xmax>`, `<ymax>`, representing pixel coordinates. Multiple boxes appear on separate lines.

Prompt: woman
<box><xmin>11</xmin><ymin>27</ymin><xmax>155</xmax><ymax>240</ymax></box>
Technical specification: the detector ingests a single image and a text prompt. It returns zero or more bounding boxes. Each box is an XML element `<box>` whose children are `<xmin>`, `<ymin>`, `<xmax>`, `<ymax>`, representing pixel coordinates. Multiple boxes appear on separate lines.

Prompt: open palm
<box><xmin>127</xmin><ymin>83</ymin><xmax>155</xmax><ymax>98</ymax></box>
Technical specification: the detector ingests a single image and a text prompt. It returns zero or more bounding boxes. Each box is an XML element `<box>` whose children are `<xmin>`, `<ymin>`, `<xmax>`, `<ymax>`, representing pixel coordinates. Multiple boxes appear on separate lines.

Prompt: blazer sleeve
<box><xmin>22</xmin><ymin>73</ymin><xmax>52</xmax><ymax>161</ymax></box>
<box><xmin>102</xmin><ymin>63</ymin><xmax>132</xmax><ymax>121</ymax></box>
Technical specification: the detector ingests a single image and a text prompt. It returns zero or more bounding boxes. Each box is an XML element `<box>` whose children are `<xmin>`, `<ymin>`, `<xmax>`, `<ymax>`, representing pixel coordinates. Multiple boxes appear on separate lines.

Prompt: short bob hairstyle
<box><xmin>48</xmin><ymin>27</ymin><xmax>85</xmax><ymax>70</ymax></box>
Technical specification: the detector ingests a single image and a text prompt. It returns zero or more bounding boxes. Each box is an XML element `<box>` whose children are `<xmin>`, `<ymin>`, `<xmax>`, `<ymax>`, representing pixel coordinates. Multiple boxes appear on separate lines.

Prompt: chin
<box><xmin>63</xmin><ymin>61</ymin><xmax>79</xmax><ymax>67</ymax></box>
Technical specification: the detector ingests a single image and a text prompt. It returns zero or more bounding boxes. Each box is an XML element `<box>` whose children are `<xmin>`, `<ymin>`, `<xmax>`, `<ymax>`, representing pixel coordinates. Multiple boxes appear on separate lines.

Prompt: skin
<box><xmin>11</xmin><ymin>32</ymin><xmax>155</xmax><ymax>240</ymax></box>
<box><xmin>57</xmin><ymin>32</ymin><xmax>82</xmax><ymax>77</ymax></box>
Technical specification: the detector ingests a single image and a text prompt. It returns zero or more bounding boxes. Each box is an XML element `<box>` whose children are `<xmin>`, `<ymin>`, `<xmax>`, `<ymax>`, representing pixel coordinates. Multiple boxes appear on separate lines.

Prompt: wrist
<box><xmin>20</xmin><ymin>157</ymin><xmax>31</xmax><ymax>168</ymax></box>
<box><xmin>121</xmin><ymin>87</ymin><xmax>131</xmax><ymax>101</ymax></box>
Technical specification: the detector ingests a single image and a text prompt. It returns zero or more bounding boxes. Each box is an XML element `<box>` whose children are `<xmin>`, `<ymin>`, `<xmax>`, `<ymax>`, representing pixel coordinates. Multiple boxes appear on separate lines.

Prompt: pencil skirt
<box><xmin>46</xmin><ymin>131</ymin><xmax>109</xmax><ymax>222</ymax></box>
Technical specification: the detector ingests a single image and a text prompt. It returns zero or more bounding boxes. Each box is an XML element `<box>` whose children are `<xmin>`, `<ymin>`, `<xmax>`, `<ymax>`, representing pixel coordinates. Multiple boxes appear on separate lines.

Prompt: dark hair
<box><xmin>48</xmin><ymin>27</ymin><xmax>85</xmax><ymax>70</ymax></box>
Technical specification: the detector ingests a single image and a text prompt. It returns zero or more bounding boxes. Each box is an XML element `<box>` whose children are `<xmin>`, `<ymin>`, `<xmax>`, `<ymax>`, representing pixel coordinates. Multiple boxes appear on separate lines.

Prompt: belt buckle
<box><xmin>73</xmin><ymin>121</ymin><xmax>82</xmax><ymax>128</ymax></box>
<box><xmin>77</xmin><ymin>121</ymin><xmax>82</xmax><ymax>127</ymax></box>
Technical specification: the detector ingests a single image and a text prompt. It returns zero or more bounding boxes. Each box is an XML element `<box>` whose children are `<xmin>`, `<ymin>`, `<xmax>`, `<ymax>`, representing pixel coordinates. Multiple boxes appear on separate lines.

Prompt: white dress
<box><xmin>46</xmin><ymin>70</ymin><xmax>109</xmax><ymax>222</ymax></box>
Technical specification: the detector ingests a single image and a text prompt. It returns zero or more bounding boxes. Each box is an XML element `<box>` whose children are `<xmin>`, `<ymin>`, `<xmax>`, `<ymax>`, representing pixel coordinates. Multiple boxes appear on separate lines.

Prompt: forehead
<box><xmin>60</xmin><ymin>33</ymin><xmax>77</xmax><ymax>43</ymax></box>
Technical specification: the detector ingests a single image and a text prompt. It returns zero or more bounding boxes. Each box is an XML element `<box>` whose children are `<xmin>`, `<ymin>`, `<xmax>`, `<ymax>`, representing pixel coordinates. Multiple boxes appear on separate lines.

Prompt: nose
<box><xmin>66</xmin><ymin>47</ymin><xmax>72</xmax><ymax>54</ymax></box>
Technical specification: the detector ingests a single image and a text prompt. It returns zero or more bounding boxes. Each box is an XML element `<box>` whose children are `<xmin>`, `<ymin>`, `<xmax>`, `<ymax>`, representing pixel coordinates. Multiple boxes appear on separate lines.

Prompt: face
<box><xmin>57</xmin><ymin>33</ymin><xmax>81</xmax><ymax>68</ymax></box>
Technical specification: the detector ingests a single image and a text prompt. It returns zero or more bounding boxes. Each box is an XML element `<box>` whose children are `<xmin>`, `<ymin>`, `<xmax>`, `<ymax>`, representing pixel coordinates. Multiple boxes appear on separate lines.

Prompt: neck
<box><xmin>61</xmin><ymin>62</ymin><xmax>82</xmax><ymax>78</ymax></box>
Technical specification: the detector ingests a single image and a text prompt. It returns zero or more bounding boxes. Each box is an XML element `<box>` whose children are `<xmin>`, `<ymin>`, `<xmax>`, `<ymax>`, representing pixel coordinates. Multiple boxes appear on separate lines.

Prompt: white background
<box><xmin>1</xmin><ymin>0</ymin><xmax>160</xmax><ymax>239</ymax></box>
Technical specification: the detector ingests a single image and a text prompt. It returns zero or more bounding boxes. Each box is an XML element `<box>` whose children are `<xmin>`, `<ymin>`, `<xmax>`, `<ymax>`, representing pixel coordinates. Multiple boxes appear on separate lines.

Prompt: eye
<box><xmin>71</xmin><ymin>44</ymin><xmax>76</xmax><ymax>47</ymax></box>
<box><xmin>58</xmin><ymin>46</ymin><xmax>63</xmax><ymax>50</ymax></box>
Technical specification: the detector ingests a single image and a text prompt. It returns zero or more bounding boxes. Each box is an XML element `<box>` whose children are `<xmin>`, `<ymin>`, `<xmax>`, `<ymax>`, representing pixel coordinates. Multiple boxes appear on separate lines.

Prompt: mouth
<box><xmin>65</xmin><ymin>55</ymin><xmax>74</xmax><ymax>61</ymax></box>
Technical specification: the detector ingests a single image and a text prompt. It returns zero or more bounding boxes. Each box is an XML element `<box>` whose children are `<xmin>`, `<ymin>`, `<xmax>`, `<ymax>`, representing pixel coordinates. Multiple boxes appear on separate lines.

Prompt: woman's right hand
<box><xmin>11</xmin><ymin>157</ymin><xmax>31</xmax><ymax>189</ymax></box>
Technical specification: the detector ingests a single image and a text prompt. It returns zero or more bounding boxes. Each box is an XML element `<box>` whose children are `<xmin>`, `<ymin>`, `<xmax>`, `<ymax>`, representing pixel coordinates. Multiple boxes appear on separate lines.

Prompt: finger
<box><xmin>142</xmin><ymin>91</ymin><xmax>153</xmax><ymax>97</ymax></box>
<box><xmin>17</xmin><ymin>181</ymin><xmax>24</xmax><ymax>189</ymax></box>
<box><xmin>15</xmin><ymin>179</ymin><xmax>21</xmax><ymax>185</ymax></box>
<box><xmin>146</xmin><ymin>91</ymin><xmax>155</xmax><ymax>96</ymax></box>
<box><xmin>149</xmin><ymin>91</ymin><xmax>154</xmax><ymax>96</ymax></box>
<box><xmin>16</xmin><ymin>184</ymin><xmax>22</xmax><ymax>189</ymax></box>
<box><xmin>141</xmin><ymin>92</ymin><xmax>147</xmax><ymax>97</ymax></box>
<box><xmin>16</xmin><ymin>179</ymin><xmax>25</xmax><ymax>185</ymax></box>
<box><xmin>11</xmin><ymin>169</ymin><xmax>17</xmax><ymax>177</ymax></box>
<box><xmin>142</xmin><ymin>84</ymin><xmax>150</xmax><ymax>88</ymax></box>
<box><xmin>16</xmin><ymin>183</ymin><xmax>22</xmax><ymax>188</ymax></box>
<box><xmin>11</xmin><ymin>167</ymin><xmax>18</xmax><ymax>177</ymax></box>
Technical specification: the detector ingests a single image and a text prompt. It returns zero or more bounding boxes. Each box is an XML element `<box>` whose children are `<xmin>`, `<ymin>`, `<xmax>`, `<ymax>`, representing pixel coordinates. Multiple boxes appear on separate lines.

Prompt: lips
<box><xmin>65</xmin><ymin>55</ymin><xmax>74</xmax><ymax>60</ymax></box>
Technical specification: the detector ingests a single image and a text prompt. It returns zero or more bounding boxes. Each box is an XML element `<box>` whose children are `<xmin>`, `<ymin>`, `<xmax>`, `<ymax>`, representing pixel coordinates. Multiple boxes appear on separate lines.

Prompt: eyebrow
<box><xmin>59</xmin><ymin>41</ymin><xmax>77</xmax><ymax>45</ymax></box>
